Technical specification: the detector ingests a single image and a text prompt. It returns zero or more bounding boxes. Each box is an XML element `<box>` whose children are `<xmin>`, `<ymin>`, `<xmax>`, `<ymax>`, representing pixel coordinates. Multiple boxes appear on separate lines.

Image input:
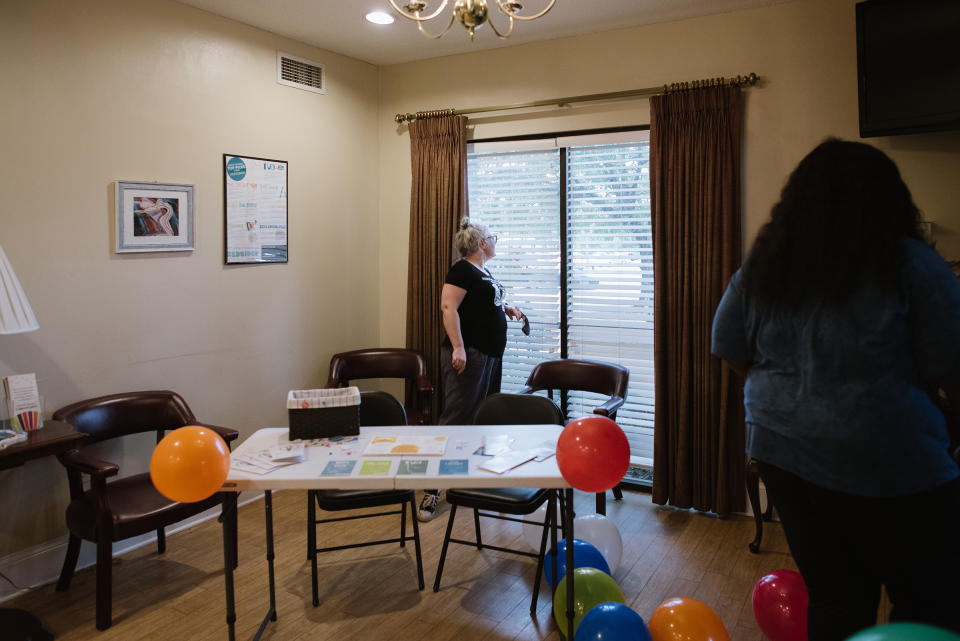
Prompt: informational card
<box><xmin>321</xmin><ymin>460</ymin><xmax>356</xmax><ymax>476</ymax></box>
<box><xmin>438</xmin><ymin>459</ymin><xmax>469</xmax><ymax>475</ymax></box>
<box><xmin>397</xmin><ymin>460</ymin><xmax>429</xmax><ymax>475</ymax></box>
<box><xmin>359</xmin><ymin>460</ymin><xmax>392</xmax><ymax>476</ymax></box>
<box><xmin>363</xmin><ymin>435</ymin><xmax>448</xmax><ymax>456</ymax></box>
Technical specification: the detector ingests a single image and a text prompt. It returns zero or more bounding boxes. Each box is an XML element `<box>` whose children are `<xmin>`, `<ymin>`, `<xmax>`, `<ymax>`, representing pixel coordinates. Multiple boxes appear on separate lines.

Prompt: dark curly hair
<box><xmin>741</xmin><ymin>138</ymin><xmax>925</xmax><ymax>308</ymax></box>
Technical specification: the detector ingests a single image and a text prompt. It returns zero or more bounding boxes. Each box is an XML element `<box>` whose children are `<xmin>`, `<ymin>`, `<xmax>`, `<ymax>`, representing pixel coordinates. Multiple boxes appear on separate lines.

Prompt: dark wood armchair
<box><xmin>52</xmin><ymin>390</ymin><xmax>238</xmax><ymax>630</ymax></box>
<box><xmin>518</xmin><ymin>358</ymin><xmax>631</xmax><ymax>514</ymax></box>
<box><xmin>326</xmin><ymin>348</ymin><xmax>434</xmax><ymax>425</ymax></box>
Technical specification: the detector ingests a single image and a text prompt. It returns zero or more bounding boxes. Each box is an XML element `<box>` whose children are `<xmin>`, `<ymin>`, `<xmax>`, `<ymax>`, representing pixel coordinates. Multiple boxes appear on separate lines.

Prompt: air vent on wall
<box><xmin>277</xmin><ymin>51</ymin><xmax>325</xmax><ymax>94</ymax></box>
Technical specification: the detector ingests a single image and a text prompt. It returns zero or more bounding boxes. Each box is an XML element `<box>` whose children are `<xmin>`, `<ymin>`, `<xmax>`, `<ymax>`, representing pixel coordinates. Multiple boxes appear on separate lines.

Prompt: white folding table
<box><xmin>218</xmin><ymin>426</ymin><xmax>579</xmax><ymax>640</ymax></box>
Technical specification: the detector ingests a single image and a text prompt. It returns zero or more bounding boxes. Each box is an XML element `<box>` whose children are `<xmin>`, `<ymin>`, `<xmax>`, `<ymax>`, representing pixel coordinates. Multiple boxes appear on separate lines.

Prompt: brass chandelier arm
<box><xmin>394</xmin><ymin>72</ymin><xmax>760</xmax><ymax>123</ymax></box>
<box><xmin>416</xmin><ymin>12</ymin><xmax>457</xmax><ymax>39</ymax></box>
<box><xmin>486</xmin><ymin>15</ymin><xmax>514</xmax><ymax>38</ymax></box>
<box><xmin>388</xmin><ymin>0</ymin><xmax>449</xmax><ymax>22</ymax></box>
<box><xmin>496</xmin><ymin>0</ymin><xmax>556</xmax><ymax>20</ymax></box>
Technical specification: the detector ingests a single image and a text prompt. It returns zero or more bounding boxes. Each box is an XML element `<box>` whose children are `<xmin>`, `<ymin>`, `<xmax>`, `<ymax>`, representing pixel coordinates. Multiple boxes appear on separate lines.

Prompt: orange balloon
<box><xmin>150</xmin><ymin>425</ymin><xmax>230</xmax><ymax>503</ymax></box>
<box><xmin>648</xmin><ymin>597</ymin><xmax>730</xmax><ymax>641</ymax></box>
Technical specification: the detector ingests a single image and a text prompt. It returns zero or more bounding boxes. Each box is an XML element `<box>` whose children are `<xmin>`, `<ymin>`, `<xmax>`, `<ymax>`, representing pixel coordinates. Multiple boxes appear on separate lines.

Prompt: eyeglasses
<box><xmin>486</xmin><ymin>235</ymin><xmax>498</xmax><ymax>243</ymax></box>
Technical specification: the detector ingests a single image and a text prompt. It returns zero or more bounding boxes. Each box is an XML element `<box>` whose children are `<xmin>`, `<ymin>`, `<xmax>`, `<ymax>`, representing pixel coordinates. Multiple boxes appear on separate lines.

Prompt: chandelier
<box><xmin>387</xmin><ymin>0</ymin><xmax>557</xmax><ymax>40</ymax></box>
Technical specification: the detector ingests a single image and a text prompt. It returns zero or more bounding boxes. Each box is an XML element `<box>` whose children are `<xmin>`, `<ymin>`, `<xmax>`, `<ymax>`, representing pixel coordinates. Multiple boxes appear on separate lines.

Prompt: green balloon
<box><xmin>846</xmin><ymin>624</ymin><xmax>960</xmax><ymax>641</ymax></box>
<box><xmin>552</xmin><ymin>567</ymin><xmax>625</xmax><ymax>636</ymax></box>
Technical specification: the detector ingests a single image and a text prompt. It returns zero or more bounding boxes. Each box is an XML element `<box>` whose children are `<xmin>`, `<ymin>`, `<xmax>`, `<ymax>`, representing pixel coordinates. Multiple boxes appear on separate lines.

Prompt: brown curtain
<box><xmin>650</xmin><ymin>86</ymin><xmax>745</xmax><ymax>515</ymax></box>
<box><xmin>404</xmin><ymin>115</ymin><xmax>469</xmax><ymax>419</ymax></box>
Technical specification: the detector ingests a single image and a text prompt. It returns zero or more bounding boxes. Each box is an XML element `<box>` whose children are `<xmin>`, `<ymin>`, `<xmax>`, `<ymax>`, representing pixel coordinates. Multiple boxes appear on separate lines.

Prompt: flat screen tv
<box><xmin>856</xmin><ymin>0</ymin><xmax>960</xmax><ymax>137</ymax></box>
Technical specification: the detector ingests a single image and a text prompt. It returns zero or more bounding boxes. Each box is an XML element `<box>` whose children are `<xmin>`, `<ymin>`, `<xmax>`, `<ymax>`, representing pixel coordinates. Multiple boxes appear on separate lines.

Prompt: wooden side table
<box><xmin>1</xmin><ymin>419</ymin><xmax>87</xmax><ymax>640</ymax></box>
<box><xmin>0</xmin><ymin>420</ymin><xmax>88</xmax><ymax>471</ymax></box>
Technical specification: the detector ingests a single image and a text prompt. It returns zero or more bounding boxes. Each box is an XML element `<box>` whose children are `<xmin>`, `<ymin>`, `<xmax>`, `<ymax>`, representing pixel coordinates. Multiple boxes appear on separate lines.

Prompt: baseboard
<box><xmin>0</xmin><ymin>491</ymin><xmax>263</xmax><ymax>604</ymax></box>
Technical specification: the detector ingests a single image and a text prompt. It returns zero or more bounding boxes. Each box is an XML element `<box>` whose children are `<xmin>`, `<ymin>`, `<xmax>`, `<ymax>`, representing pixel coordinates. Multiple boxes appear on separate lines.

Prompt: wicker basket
<box><xmin>287</xmin><ymin>387</ymin><xmax>360</xmax><ymax>440</ymax></box>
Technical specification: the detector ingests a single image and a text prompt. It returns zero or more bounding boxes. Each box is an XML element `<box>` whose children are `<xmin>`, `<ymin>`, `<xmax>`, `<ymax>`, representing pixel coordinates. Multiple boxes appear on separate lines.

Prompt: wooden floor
<box><xmin>10</xmin><ymin>489</ymin><xmax>799</xmax><ymax>640</ymax></box>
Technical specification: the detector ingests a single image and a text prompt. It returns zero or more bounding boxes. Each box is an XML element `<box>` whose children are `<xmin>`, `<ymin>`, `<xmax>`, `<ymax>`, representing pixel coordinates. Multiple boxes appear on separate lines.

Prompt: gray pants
<box><xmin>422</xmin><ymin>346</ymin><xmax>502</xmax><ymax>500</ymax></box>
<box><xmin>437</xmin><ymin>345</ymin><xmax>502</xmax><ymax>425</ymax></box>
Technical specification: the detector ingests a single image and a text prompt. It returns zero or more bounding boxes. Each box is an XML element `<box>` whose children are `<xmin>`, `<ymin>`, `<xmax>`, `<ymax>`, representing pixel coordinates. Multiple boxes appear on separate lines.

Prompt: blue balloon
<box><xmin>575</xmin><ymin>602</ymin><xmax>652</xmax><ymax>641</ymax></box>
<box><xmin>545</xmin><ymin>538</ymin><xmax>611</xmax><ymax>587</ymax></box>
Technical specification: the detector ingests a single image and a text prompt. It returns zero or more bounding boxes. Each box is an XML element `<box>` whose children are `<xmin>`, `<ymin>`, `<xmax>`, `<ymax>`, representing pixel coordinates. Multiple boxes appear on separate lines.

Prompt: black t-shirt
<box><xmin>443</xmin><ymin>259</ymin><xmax>507</xmax><ymax>356</ymax></box>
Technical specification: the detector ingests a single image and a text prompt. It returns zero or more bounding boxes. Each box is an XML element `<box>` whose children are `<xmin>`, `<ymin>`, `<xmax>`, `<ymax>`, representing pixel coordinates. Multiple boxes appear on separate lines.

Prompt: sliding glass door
<box><xmin>467</xmin><ymin>130</ymin><xmax>654</xmax><ymax>472</ymax></box>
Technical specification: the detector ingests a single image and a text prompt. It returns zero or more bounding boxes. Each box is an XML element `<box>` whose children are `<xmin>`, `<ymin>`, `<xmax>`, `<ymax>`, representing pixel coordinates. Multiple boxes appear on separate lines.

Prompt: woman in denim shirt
<box><xmin>712</xmin><ymin>139</ymin><xmax>960</xmax><ymax>640</ymax></box>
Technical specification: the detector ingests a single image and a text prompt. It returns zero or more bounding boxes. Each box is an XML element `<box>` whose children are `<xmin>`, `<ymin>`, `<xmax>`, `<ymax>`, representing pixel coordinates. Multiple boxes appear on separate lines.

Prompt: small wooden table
<box><xmin>0</xmin><ymin>419</ymin><xmax>87</xmax><ymax>640</ymax></box>
<box><xmin>0</xmin><ymin>420</ymin><xmax>88</xmax><ymax>471</ymax></box>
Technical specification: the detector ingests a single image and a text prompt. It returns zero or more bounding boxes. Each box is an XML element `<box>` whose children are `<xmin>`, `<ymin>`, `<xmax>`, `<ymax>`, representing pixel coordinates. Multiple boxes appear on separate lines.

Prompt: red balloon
<box><xmin>752</xmin><ymin>569</ymin><xmax>808</xmax><ymax>641</ymax></box>
<box><xmin>555</xmin><ymin>416</ymin><xmax>629</xmax><ymax>493</ymax></box>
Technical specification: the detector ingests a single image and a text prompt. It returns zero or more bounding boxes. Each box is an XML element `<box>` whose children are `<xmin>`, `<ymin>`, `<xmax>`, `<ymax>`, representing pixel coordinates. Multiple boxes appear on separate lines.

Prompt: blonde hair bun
<box><xmin>454</xmin><ymin>217</ymin><xmax>488</xmax><ymax>258</ymax></box>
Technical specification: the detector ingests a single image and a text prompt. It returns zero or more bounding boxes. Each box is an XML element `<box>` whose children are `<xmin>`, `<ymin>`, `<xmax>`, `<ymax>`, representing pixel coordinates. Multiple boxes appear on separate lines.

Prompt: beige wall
<box><xmin>378</xmin><ymin>0</ymin><xmax>960</xmax><ymax>347</ymax></box>
<box><xmin>3</xmin><ymin>0</ymin><xmax>960</xmax><ymax>580</ymax></box>
<box><xmin>0</xmin><ymin>0</ymin><xmax>380</xmax><ymax>559</ymax></box>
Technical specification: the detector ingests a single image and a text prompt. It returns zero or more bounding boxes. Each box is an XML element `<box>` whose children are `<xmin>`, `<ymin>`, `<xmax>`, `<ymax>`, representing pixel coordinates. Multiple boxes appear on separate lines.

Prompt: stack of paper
<box><xmin>473</xmin><ymin>435</ymin><xmax>514</xmax><ymax>456</ymax></box>
<box><xmin>478</xmin><ymin>451</ymin><xmax>537</xmax><ymax>474</ymax></box>
<box><xmin>0</xmin><ymin>429</ymin><xmax>27</xmax><ymax>450</ymax></box>
<box><xmin>231</xmin><ymin>442</ymin><xmax>306</xmax><ymax>475</ymax></box>
<box><xmin>476</xmin><ymin>440</ymin><xmax>557</xmax><ymax>474</ymax></box>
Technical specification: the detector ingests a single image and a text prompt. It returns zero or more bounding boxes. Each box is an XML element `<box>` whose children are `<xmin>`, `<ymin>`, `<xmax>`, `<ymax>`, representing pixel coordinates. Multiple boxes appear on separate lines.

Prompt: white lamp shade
<box><xmin>0</xmin><ymin>244</ymin><xmax>39</xmax><ymax>334</ymax></box>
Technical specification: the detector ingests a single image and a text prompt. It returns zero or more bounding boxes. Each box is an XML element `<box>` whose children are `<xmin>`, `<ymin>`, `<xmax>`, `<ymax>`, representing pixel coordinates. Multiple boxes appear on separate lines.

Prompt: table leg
<box><xmin>550</xmin><ymin>493</ymin><xmax>558</xmax><ymax>596</ymax></box>
<box><xmin>564</xmin><ymin>488</ymin><xmax>574</xmax><ymax>641</ymax></box>
<box><xmin>221</xmin><ymin>492</ymin><xmax>238</xmax><ymax>641</ymax></box>
<box><xmin>308</xmin><ymin>491</ymin><xmax>319</xmax><ymax>606</ymax></box>
<box><xmin>264</xmin><ymin>490</ymin><xmax>278</xmax><ymax>623</ymax></box>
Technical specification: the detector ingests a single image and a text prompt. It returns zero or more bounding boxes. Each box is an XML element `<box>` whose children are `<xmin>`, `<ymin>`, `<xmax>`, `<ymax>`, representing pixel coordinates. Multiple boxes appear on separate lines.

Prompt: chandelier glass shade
<box><xmin>387</xmin><ymin>0</ymin><xmax>556</xmax><ymax>40</ymax></box>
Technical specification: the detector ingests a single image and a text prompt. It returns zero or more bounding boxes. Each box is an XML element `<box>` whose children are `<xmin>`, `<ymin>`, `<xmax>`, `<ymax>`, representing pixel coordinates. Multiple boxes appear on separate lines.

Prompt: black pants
<box><xmin>757</xmin><ymin>461</ymin><xmax>960</xmax><ymax>641</ymax></box>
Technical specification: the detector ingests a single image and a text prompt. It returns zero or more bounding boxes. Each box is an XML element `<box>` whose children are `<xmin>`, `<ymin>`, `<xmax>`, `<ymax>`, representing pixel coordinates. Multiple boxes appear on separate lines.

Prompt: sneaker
<box><xmin>418</xmin><ymin>491</ymin><xmax>441</xmax><ymax>522</ymax></box>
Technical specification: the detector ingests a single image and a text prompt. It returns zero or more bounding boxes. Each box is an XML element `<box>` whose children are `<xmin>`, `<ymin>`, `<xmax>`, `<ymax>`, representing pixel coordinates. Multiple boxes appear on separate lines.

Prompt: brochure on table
<box><xmin>363</xmin><ymin>434</ymin><xmax>448</xmax><ymax>456</ymax></box>
<box><xmin>3</xmin><ymin>373</ymin><xmax>43</xmax><ymax>432</ymax></box>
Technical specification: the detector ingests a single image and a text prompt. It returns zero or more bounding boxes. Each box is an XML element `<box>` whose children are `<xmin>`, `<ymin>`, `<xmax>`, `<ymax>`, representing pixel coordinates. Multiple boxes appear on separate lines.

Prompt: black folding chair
<box><xmin>307</xmin><ymin>391</ymin><xmax>424</xmax><ymax>606</ymax></box>
<box><xmin>432</xmin><ymin>393</ymin><xmax>564</xmax><ymax>614</ymax></box>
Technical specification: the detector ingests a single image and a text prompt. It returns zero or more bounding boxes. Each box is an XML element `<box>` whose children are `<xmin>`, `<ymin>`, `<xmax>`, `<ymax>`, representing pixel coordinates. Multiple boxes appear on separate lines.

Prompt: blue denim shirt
<box><xmin>711</xmin><ymin>239</ymin><xmax>960</xmax><ymax>496</ymax></box>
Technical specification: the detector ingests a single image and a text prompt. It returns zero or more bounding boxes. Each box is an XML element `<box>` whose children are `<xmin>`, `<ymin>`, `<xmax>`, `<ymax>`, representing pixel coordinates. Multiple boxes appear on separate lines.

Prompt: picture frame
<box><xmin>223</xmin><ymin>154</ymin><xmax>288</xmax><ymax>264</ymax></box>
<box><xmin>115</xmin><ymin>181</ymin><xmax>195</xmax><ymax>253</ymax></box>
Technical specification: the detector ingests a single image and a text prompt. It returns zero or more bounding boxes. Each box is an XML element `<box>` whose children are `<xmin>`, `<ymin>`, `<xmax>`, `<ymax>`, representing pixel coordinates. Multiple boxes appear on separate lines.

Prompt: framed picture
<box><xmin>115</xmin><ymin>181</ymin><xmax>195</xmax><ymax>253</ymax></box>
<box><xmin>223</xmin><ymin>154</ymin><xmax>288</xmax><ymax>264</ymax></box>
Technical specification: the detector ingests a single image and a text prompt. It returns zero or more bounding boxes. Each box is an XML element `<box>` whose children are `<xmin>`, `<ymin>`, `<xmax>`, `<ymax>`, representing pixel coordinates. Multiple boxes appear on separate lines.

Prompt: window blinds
<box><xmin>467</xmin><ymin>132</ymin><xmax>653</xmax><ymax>462</ymax></box>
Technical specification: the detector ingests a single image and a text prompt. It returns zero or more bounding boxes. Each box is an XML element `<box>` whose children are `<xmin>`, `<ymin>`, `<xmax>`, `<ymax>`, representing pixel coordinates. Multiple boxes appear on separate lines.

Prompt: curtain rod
<box><xmin>394</xmin><ymin>72</ymin><xmax>758</xmax><ymax>124</ymax></box>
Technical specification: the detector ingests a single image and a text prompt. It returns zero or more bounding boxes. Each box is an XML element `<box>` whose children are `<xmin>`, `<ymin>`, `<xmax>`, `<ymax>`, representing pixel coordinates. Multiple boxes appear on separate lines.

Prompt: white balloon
<box><xmin>521</xmin><ymin>503</ymin><xmax>550</xmax><ymax>551</ymax></box>
<box><xmin>573</xmin><ymin>513</ymin><xmax>622</xmax><ymax>571</ymax></box>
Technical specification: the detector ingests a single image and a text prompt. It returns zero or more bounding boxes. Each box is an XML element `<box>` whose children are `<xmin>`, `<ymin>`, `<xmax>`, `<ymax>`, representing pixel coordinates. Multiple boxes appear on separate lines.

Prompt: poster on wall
<box><xmin>223</xmin><ymin>154</ymin><xmax>288</xmax><ymax>264</ymax></box>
